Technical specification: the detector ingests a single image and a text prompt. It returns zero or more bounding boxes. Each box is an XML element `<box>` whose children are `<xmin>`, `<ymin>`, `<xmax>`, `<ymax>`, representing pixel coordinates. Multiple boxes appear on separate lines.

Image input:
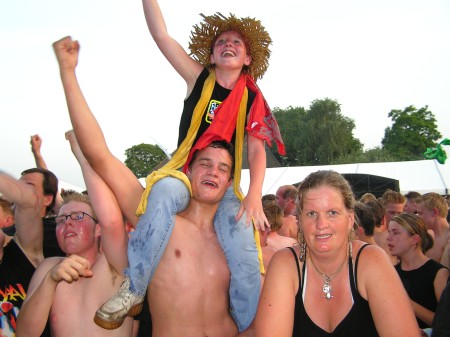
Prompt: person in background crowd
<box><xmin>431</xmin><ymin>280</ymin><xmax>450</xmax><ymax>337</ymax></box>
<box><xmin>354</xmin><ymin>200</ymin><xmax>386</xmax><ymax>247</ymax></box>
<box><xmin>275</xmin><ymin>185</ymin><xmax>298</xmax><ymax>240</ymax></box>
<box><xmin>359</xmin><ymin>192</ymin><xmax>377</xmax><ymax>204</ymax></box>
<box><xmin>416</xmin><ymin>193</ymin><xmax>450</xmax><ymax>269</ymax></box>
<box><xmin>404</xmin><ymin>191</ymin><xmax>421</xmax><ymax>215</ymax></box>
<box><xmin>0</xmin><ymin>197</ymin><xmax>14</xmax><ymax>247</ymax></box>
<box><xmin>375</xmin><ymin>189</ymin><xmax>406</xmax><ymax>262</ymax></box>
<box><xmin>259</xmin><ymin>201</ymin><xmax>297</xmax><ymax>274</ymax></box>
<box><xmin>16</xmin><ymin>131</ymin><xmax>133</xmax><ymax>337</ymax></box>
<box><xmin>387</xmin><ymin>213</ymin><xmax>449</xmax><ymax>330</ymax></box>
<box><xmin>0</xmin><ymin>167</ymin><xmax>58</xmax><ymax>336</ymax></box>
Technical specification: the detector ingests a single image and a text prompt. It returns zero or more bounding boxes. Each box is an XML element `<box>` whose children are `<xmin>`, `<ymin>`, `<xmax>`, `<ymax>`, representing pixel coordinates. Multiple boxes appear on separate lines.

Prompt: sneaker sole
<box><xmin>93</xmin><ymin>302</ymin><xmax>144</xmax><ymax>330</ymax></box>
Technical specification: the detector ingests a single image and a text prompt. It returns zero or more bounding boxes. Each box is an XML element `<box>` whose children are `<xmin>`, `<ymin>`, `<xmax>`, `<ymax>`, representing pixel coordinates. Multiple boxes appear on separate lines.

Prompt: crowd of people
<box><xmin>2</xmin><ymin>0</ymin><xmax>450</xmax><ymax>336</ymax></box>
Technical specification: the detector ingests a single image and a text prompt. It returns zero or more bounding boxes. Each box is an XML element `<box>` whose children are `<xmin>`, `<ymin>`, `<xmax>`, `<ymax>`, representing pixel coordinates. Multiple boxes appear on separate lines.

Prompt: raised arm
<box><xmin>30</xmin><ymin>134</ymin><xmax>48</xmax><ymax>169</ymax></box>
<box><xmin>52</xmin><ymin>36</ymin><xmax>143</xmax><ymax>226</ymax></box>
<box><xmin>0</xmin><ymin>172</ymin><xmax>44</xmax><ymax>266</ymax></box>
<box><xmin>30</xmin><ymin>134</ymin><xmax>63</xmax><ymax>214</ymax></box>
<box><xmin>65</xmin><ymin>130</ymin><xmax>128</xmax><ymax>273</ymax></box>
<box><xmin>142</xmin><ymin>0</ymin><xmax>202</xmax><ymax>89</ymax></box>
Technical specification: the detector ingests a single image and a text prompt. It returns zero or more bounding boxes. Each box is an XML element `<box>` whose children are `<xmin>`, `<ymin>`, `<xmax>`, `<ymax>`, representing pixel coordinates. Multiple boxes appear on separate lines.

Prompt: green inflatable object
<box><xmin>423</xmin><ymin>138</ymin><xmax>450</xmax><ymax>164</ymax></box>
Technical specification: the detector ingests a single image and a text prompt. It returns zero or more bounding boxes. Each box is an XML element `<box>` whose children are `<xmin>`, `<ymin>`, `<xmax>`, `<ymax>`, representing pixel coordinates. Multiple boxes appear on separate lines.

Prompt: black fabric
<box><xmin>432</xmin><ymin>280</ymin><xmax>450</xmax><ymax>337</ymax></box>
<box><xmin>0</xmin><ymin>240</ymin><xmax>51</xmax><ymax>336</ymax></box>
<box><xmin>177</xmin><ymin>67</ymin><xmax>255</xmax><ymax>148</ymax></box>
<box><xmin>134</xmin><ymin>294</ymin><xmax>152</xmax><ymax>337</ymax></box>
<box><xmin>1</xmin><ymin>217</ymin><xmax>65</xmax><ymax>258</ymax></box>
<box><xmin>396</xmin><ymin>259</ymin><xmax>447</xmax><ymax>328</ymax></box>
<box><xmin>1</xmin><ymin>225</ymin><xmax>15</xmax><ymax>236</ymax></box>
<box><xmin>288</xmin><ymin>244</ymin><xmax>378</xmax><ymax>337</ymax></box>
<box><xmin>341</xmin><ymin>174</ymin><xmax>399</xmax><ymax>199</ymax></box>
<box><xmin>43</xmin><ymin>217</ymin><xmax>65</xmax><ymax>257</ymax></box>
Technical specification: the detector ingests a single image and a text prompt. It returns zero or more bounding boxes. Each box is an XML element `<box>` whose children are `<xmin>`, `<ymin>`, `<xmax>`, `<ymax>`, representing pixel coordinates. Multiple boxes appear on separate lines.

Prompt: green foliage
<box><xmin>332</xmin><ymin>147</ymin><xmax>398</xmax><ymax>164</ymax></box>
<box><xmin>272</xmin><ymin>98</ymin><xmax>363</xmax><ymax>166</ymax></box>
<box><xmin>124</xmin><ymin>143</ymin><xmax>167</xmax><ymax>178</ymax></box>
<box><xmin>382</xmin><ymin>105</ymin><xmax>442</xmax><ymax>160</ymax></box>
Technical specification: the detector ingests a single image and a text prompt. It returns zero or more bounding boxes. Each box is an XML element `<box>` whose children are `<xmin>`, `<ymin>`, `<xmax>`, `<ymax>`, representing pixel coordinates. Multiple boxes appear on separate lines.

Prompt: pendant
<box><xmin>322</xmin><ymin>276</ymin><xmax>333</xmax><ymax>300</ymax></box>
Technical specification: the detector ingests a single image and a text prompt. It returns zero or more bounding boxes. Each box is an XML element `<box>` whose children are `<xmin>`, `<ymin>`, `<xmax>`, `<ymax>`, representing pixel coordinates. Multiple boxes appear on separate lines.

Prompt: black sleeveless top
<box><xmin>288</xmin><ymin>244</ymin><xmax>379</xmax><ymax>337</ymax></box>
<box><xmin>178</xmin><ymin>68</ymin><xmax>255</xmax><ymax>148</ymax></box>
<box><xmin>395</xmin><ymin>259</ymin><xmax>447</xmax><ymax>328</ymax></box>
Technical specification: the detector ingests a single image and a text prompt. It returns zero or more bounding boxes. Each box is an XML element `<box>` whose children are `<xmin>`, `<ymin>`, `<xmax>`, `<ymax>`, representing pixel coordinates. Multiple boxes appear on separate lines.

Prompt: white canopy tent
<box><xmin>240</xmin><ymin>159</ymin><xmax>450</xmax><ymax>197</ymax></box>
<box><xmin>59</xmin><ymin>180</ymin><xmax>86</xmax><ymax>193</ymax></box>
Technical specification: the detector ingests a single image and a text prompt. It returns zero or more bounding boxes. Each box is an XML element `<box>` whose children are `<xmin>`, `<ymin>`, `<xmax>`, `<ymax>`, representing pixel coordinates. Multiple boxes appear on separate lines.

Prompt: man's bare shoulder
<box><xmin>37</xmin><ymin>256</ymin><xmax>64</xmax><ymax>272</ymax></box>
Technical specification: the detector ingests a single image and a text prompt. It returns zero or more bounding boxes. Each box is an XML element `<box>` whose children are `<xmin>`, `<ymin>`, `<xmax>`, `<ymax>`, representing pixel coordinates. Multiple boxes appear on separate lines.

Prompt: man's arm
<box><xmin>66</xmin><ymin>130</ymin><xmax>128</xmax><ymax>272</ymax></box>
<box><xmin>53</xmin><ymin>36</ymin><xmax>143</xmax><ymax>226</ymax></box>
<box><xmin>30</xmin><ymin>134</ymin><xmax>63</xmax><ymax>215</ymax></box>
<box><xmin>142</xmin><ymin>0</ymin><xmax>202</xmax><ymax>88</ymax></box>
<box><xmin>0</xmin><ymin>172</ymin><xmax>43</xmax><ymax>266</ymax></box>
<box><xmin>16</xmin><ymin>255</ymin><xmax>92</xmax><ymax>337</ymax></box>
<box><xmin>30</xmin><ymin>134</ymin><xmax>48</xmax><ymax>169</ymax></box>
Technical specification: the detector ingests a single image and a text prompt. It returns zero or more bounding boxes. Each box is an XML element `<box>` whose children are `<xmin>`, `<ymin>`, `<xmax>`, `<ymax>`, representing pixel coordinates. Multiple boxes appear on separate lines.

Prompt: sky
<box><xmin>1</xmin><ymin>0</ymin><xmax>449</xmax><ymax>189</ymax></box>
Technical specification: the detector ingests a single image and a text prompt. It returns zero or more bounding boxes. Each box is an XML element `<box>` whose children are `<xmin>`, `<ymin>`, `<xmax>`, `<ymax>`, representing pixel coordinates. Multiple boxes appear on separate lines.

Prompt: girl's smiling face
<box><xmin>210</xmin><ymin>31</ymin><xmax>251</xmax><ymax>69</ymax></box>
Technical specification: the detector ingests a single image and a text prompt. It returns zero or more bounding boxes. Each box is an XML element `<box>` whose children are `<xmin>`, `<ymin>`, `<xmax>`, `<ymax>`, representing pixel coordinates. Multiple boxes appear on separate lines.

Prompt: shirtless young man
<box><xmin>275</xmin><ymin>185</ymin><xmax>298</xmax><ymax>240</ymax></box>
<box><xmin>16</xmin><ymin>132</ymin><xmax>132</xmax><ymax>337</ymax></box>
<box><xmin>259</xmin><ymin>201</ymin><xmax>297</xmax><ymax>274</ymax></box>
<box><xmin>146</xmin><ymin>141</ymin><xmax>244</xmax><ymax>337</ymax></box>
<box><xmin>416</xmin><ymin>192</ymin><xmax>450</xmax><ymax>268</ymax></box>
<box><xmin>375</xmin><ymin>189</ymin><xmax>405</xmax><ymax>264</ymax></box>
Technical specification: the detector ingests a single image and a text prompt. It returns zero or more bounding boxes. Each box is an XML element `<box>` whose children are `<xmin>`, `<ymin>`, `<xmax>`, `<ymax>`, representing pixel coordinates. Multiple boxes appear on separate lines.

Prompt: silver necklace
<box><xmin>309</xmin><ymin>250</ymin><xmax>348</xmax><ymax>301</ymax></box>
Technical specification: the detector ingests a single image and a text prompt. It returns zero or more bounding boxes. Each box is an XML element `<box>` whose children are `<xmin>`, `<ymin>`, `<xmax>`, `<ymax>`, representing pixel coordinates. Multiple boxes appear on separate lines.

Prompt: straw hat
<box><xmin>189</xmin><ymin>12</ymin><xmax>272</xmax><ymax>81</ymax></box>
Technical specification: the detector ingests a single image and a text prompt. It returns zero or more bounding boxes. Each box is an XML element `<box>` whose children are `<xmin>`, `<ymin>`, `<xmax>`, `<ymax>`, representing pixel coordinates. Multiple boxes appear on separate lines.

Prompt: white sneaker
<box><xmin>94</xmin><ymin>278</ymin><xmax>144</xmax><ymax>330</ymax></box>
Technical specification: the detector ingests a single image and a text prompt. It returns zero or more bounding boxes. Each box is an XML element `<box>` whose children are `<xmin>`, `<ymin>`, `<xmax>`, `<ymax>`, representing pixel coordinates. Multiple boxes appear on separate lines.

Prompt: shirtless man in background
<box><xmin>16</xmin><ymin>131</ymin><xmax>132</xmax><ymax>337</ymax></box>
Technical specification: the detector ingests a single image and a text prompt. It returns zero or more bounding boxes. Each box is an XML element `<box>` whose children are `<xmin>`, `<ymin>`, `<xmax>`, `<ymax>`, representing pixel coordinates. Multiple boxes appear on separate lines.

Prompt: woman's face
<box><xmin>387</xmin><ymin>221</ymin><xmax>415</xmax><ymax>257</ymax></box>
<box><xmin>300</xmin><ymin>186</ymin><xmax>354</xmax><ymax>255</ymax></box>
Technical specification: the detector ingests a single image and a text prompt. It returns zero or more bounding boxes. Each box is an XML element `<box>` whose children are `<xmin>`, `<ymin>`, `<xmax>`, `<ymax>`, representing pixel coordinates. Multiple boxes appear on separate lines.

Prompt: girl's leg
<box><xmin>214</xmin><ymin>186</ymin><xmax>261</xmax><ymax>332</ymax></box>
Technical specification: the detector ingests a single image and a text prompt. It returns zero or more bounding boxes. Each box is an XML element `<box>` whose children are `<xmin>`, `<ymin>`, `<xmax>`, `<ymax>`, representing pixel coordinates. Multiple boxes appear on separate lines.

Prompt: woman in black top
<box><xmin>255</xmin><ymin>170</ymin><xmax>421</xmax><ymax>337</ymax></box>
<box><xmin>387</xmin><ymin>213</ymin><xmax>450</xmax><ymax>329</ymax></box>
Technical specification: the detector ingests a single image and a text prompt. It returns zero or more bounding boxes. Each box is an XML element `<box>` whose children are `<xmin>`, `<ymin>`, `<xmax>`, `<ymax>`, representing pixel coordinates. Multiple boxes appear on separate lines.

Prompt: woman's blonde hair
<box><xmin>391</xmin><ymin>213</ymin><xmax>433</xmax><ymax>253</ymax></box>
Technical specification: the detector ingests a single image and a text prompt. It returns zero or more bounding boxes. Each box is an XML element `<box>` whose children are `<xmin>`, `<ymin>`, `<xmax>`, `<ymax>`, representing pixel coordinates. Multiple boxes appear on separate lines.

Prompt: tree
<box><xmin>332</xmin><ymin>147</ymin><xmax>397</xmax><ymax>164</ymax></box>
<box><xmin>272</xmin><ymin>98</ymin><xmax>363</xmax><ymax>166</ymax></box>
<box><xmin>270</xmin><ymin>106</ymin><xmax>306</xmax><ymax>165</ymax></box>
<box><xmin>382</xmin><ymin>105</ymin><xmax>442</xmax><ymax>160</ymax></box>
<box><xmin>124</xmin><ymin>143</ymin><xmax>167</xmax><ymax>178</ymax></box>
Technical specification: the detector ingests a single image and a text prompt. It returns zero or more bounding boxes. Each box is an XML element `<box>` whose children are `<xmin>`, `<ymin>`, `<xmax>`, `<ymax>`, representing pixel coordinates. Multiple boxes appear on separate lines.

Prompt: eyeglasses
<box><xmin>55</xmin><ymin>211</ymin><xmax>98</xmax><ymax>225</ymax></box>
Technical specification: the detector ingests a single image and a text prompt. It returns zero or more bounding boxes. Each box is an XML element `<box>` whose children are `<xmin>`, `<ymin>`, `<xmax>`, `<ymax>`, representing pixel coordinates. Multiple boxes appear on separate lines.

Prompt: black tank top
<box><xmin>288</xmin><ymin>244</ymin><xmax>379</xmax><ymax>337</ymax></box>
<box><xmin>395</xmin><ymin>259</ymin><xmax>447</xmax><ymax>328</ymax></box>
<box><xmin>177</xmin><ymin>68</ymin><xmax>255</xmax><ymax>148</ymax></box>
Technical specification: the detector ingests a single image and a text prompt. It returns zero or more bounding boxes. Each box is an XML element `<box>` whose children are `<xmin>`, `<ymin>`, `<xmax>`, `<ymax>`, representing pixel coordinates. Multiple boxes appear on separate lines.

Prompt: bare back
<box><xmin>277</xmin><ymin>215</ymin><xmax>298</xmax><ymax>240</ymax></box>
<box><xmin>426</xmin><ymin>228</ymin><xmax>450</xmax><ymax>267</ymax></box>
<box><xmin>267</xmin><ymin>232</ymin><xmax>297</xmax><ymax>251</ymax></box>
<box><xmin>148</xmin><ymin>214</ymin><xmax>238</xmax><ymax>337</ymax></box>
<box><xmin>49</xmin><ymin>255</ymin><xmax>133</xmax><ymax>337</ymax></box>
